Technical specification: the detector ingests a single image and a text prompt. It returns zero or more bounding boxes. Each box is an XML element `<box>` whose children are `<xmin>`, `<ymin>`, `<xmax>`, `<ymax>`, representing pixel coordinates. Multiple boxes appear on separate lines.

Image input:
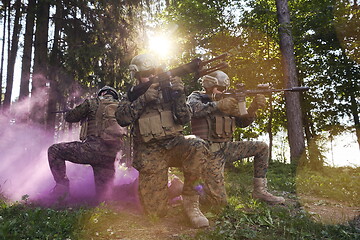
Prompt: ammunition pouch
<box><xmin>191</xmin><ymin>113</ymin><xmax>235</xmax><ymax>142</ymax></box>
<box><xmin>138</xmin><ymin>107</ymin><xmax>182</xmax><ymax>143</ymax></box>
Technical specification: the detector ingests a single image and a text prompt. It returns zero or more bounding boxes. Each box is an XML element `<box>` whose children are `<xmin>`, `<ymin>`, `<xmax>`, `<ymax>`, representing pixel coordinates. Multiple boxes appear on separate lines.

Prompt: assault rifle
<box><xmin>50</xmin><ymin>110</ymin><xmax>70</xmax><ymax>114</ymax></box>
<box><xmin>211</xmin><ymin>84</ymin><xmax>309</xmax><ymax>116</ymax></box>
<box><xmin>128</xmin><ymin>53</ymin><xmax>230</xmax><ymax>102</ymax></box>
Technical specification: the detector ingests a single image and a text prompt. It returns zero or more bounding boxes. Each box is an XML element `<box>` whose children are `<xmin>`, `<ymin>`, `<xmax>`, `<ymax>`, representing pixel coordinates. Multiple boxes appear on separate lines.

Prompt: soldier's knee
<box><xmin>258</xmin><ymin>141</ymin><xmax>269</xmax><ymax>152</ymax></box>
<box><xmin>48</xmin><ymin>144</ymin><xmax>60</xmax><ymax>158</ymax></box>
<box><xmin>185</xmin><ymin>135</ymin><xmax>207</xmax><ymax>146</ymax></box>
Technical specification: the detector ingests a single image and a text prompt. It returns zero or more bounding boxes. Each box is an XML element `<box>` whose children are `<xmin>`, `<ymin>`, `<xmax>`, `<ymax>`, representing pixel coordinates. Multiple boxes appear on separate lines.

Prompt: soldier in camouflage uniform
<box><xmin>115</xmin><ymin>54</ymin><xmax>209</xmax><ymax>228</ymax></box>
<box><xmin>187</xmin><ymin>70</ymin><xmax>285</xmax><ymax>208</ymax></box>
<box><xmin>48</xmin><ymin>86</ymin><xmax>125</xmax><ymax>202</ymax></box>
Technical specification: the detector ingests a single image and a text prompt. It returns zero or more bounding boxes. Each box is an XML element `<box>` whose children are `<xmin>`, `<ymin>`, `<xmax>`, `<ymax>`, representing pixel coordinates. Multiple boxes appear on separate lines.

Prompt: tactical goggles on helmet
<box><xmin>134</xmin><ymin>68</ymin><xmax>156</xmax><ymax>79</ymax></box>
<box><xmin>98</xmin><ymin>89</ymin><xmax>119</xmax><ymax>100</ymax></box>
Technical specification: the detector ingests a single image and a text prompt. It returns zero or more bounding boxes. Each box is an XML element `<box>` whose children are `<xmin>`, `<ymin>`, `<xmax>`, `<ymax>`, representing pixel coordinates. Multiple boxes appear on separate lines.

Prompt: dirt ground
<box><xmin>298</xmin><ymin>194</ymin><xmax>360</xmax><ymax>226</ymax></box>
<box><xmin>83</xmin><ymin>193</ymin><xmax>359</xmax><ymax>240</ymax></box>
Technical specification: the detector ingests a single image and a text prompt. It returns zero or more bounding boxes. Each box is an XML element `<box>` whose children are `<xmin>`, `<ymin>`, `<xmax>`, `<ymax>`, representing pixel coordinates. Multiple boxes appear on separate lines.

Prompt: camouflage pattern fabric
<box><xmin>201</xmin><ymin>141</ymin><xmax>269</xmax><ymax>206</ymax></box>
<box><xmin>133</xmin><ymin>135</ymin><xmax>207</xmax><ymax>216</ymax></box>
<box><xmin>187</xmin><ymin>91</ymin><xmax>269</xmax><ymax>207</ymax></box>
<box><xmin>115</xmin><ymin>90</ymin><xmax>208</xmax><ymax>216</ymax></box>
<box><xmin>48</xmin><ymin>136</ymin><xmax>116</xmax><ymax>196</ymax></box>
<box><xmin>48</xmin><ymin>96</ymin><xmax>120</xmax><ymax>197</ymax></box>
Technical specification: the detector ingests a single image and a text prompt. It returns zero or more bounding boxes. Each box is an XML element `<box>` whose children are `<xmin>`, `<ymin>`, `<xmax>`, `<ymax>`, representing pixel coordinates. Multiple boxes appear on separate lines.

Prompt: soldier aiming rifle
<box><xmin>127</xmin><ymin>53</ymin><xmax>230</xmax><ymax>102</ymax></box>
<box><xmin>209</xmin><ymin>83</ymin><xmax>310</xmax><ymax>116</ymax></box>
<box><xmin>186</xmin><ymin>71</ymin><xmax>310</xmax><ymax>210</ymax></box>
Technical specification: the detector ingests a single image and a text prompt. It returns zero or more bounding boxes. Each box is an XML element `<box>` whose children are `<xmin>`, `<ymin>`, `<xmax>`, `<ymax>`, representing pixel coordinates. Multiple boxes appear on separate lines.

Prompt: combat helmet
<box><xmin>98</xmin><ymin>86</ymin><xmax>119</xmax><ymax>100</ymax></box>
<box><xmin>200</xmin><ymin>70</ymin><xmax>230</xmax><ymax>90</ymax></box>
<box><xmin>129</xmin><ymin>53</ymin><xmax>159</xmax><ymax>79</ymax></box>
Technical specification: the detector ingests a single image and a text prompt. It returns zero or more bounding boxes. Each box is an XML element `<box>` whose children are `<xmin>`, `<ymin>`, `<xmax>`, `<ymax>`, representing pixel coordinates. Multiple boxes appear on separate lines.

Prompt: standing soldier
<box><xmin>48</xmin><ymin>86</ymin><xmax>126</xmax><ymax>202</ymax></box>
<box><xmin>115</xmin><ymin>54</ymin><xmax>209</xmax><ymax>228</ymax></box>
<box><xmin>187</xmin><ymin>70</ymin><xmax>285</xmax><ymax>209</ymax></box>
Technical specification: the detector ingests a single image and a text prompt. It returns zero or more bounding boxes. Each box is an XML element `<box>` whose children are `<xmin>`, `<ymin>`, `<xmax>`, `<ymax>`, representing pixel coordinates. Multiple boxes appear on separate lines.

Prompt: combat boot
<box><xmin>183</xmin><ymin>195</ymin><xmax>209</xmax><ymax>228</ymax></box>
<box><xmin>252</xmin><ymin>178</ymin><xmax>285</xmax><ymax>204</ymax></box>
<box><xmin>50</xmin><ymin>183</ymin><xmax>70</xmax><ymax>201</ymax></box>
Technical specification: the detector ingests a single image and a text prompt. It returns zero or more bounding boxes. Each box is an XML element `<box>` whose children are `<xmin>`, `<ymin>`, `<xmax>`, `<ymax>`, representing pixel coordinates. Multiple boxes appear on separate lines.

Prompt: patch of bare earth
<box><xmin>298</xmin><ymin>194</ymin><xmax>360</xmax><ymax>226</ymax></box>
<box><xmin>88</xmin><ymin>203</ymin><xmax>208</xmax><ymax>240</ymax></box>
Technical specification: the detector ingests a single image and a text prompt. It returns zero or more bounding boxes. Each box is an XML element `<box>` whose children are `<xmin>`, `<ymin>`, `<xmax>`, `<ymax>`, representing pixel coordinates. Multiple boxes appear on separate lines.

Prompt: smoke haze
<box><xmin>0</xmin><ymin>91</ymin><xmax>139</xmax><ymax>209</ymax></box>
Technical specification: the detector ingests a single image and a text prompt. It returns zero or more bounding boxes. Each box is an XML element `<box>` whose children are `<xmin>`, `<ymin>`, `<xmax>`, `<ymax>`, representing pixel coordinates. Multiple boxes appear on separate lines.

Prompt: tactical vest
<box><xmin>80</xmin><ymin>98</ymin><xmax>125</xmax><ymax>145</ymax></box>
<box><xmin>191</xmin><ymin>113</ymin><xmax>236</xmax><ymax>142</ymax></box>
<box><xmin>137</xmin><ymin>102</ymin><xmax>183</xmax><ymax>143</ymax></box>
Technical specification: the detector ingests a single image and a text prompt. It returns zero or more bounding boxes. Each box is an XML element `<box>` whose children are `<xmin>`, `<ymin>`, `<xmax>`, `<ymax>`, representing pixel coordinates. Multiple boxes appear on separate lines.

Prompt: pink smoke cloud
<box><xmin>0</xmin><ymin>90</ymin><xmax>140</xmax><ymax>209</ymax></box>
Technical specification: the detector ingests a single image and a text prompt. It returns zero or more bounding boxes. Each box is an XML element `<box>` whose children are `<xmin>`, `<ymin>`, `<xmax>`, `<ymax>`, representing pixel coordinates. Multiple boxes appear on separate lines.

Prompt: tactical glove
<box><xmin>216</xmin><ymin>97</ymin><xmax>238</xmax><ymax>115</ymax></box>
<box><xmin>248</xmin><ymin>94</ymin><xmax>266</xmax><ymax>114</ymax></box>
<box><xmin>144</xmin><ymin>83</ymin><xmax>159</xmax><ymax>102</ymax></box>
<box><xmin>171</xmin><ymin>76</ymin><xmax>185</xmax><ymax>92</ymax></box>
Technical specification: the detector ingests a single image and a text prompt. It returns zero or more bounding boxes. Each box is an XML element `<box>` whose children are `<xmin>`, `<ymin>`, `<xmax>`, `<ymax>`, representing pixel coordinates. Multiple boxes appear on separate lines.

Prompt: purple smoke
<box><xmin>0</xmin><ymin>90</ymin><xmax>140</xmax><ymax>209</ymax></box>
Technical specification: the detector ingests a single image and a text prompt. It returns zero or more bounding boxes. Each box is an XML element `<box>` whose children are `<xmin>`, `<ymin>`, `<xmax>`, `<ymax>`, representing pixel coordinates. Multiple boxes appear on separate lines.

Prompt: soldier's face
<box><xmin>213</xmin><ymin>86</ymin><xmax>226</xmax><ymax>93</ymax></box>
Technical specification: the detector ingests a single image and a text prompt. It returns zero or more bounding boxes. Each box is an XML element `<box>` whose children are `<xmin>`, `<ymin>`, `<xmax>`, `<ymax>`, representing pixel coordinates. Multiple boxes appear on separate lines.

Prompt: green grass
<box><xmin>0</xmin><ymin>163</ymin><xmax>359</xmax><ymax>239</ymax></box>
<box><xmin>189</xmin><ymin>162</ymin><xmax>360</xmax><ymax>240</ymax></box>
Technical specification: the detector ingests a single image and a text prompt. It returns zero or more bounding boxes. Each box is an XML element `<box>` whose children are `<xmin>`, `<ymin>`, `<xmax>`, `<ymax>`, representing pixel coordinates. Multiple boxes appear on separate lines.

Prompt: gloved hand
<box><xmin>171</xmin><ymin>76</ymin><xmax>184</xmax><ymax>92</ymax></box>
<box><xmin>144</xmin><ymin>83</ymin><xmax>159</xmax><ymax>102</ymax></box>
<box><xmin>248</xmin><ymin>94</ymin><xmax>266</xmax><ymax>114</ymax></box>
<box><xmin>216</xmin><ymin>97</ymin><xmax>238</xmax><ymax>115</ymax></box>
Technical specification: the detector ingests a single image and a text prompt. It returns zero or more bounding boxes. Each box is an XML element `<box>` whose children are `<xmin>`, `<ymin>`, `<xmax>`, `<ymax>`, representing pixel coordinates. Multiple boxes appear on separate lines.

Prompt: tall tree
<box><xmin>275</xmin><ymin>0</ymin><xmax>306</xmax><ymax>164</ymax></box>
<box><xmin>46</xmin><ymin>0</ymin><xmax>64</xmax><ymax>134</ymax></box>
<box><xmin>3</xmin><ymin>0</ymin><xmax>22</xmax><ymax>108</ymax></box>
<box><xmin>31</xmin><ymin>0</ymin><xmax>50</xmax><ymax>125</ymax></box>
<box><xmin>19</xmin><ymin>0</ymin><xmax>36</xmax><ymax>102</ymax></box>
<box><xmin>0</xmin><ymin>0</ymin><xmax>10</xmax><ymax>108</ymax></box>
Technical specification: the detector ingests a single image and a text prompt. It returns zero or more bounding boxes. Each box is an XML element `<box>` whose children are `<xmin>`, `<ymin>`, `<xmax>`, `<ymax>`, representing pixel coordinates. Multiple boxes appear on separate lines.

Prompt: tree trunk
<box><xmin>349</xmin><ymin>92</ymin><xmax>360</xmax><ymax>149</ymax></box>
<box><xmin>0</xmin><ymin>0</ymin><xmax>9</xmax><ymax>109</ymax></box>
<box><xmin>19</xmin><ymin>0</ymin><xmax>36</xmax><ymax>102</ymax></box>
<box><xmin>31</xmin><ymin>0</ymin><xmax>50</xmax><ymax>125</ymax></box>
<box><xmin>267</xmin><ymin>96</ymin><xmax>274</xmax><ymax>162</ymax></box>
<box><xmin>3</xmin><ymin>0</ymin><xmax>21</xmax><ymax>109</ymax></box>
<box><xmin>275</xmin><ymin>0</ymin><xmax>306</xmax><ymax>165</ymax></box>
<box><xmin>47</xmin><ymin>0</ymin><xmax>63</xmax><ymax>136</ymax></box>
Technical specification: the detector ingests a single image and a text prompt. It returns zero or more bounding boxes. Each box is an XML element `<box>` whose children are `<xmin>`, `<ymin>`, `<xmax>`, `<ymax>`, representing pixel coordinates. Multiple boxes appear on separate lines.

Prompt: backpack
<box><xmin>79</xmin><ymin>98</ymin><xmax>126</xmax><ymax>144</ymax></box>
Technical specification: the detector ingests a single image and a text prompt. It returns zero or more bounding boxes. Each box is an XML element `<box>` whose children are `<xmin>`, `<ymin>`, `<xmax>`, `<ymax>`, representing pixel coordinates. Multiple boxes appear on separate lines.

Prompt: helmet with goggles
<box><xmin>97</xmin><ymin>86</ymin><xmax>119</xmax><ymax>100</ymax></box>
<box><xmin>129</xmin><ymin>54</ymin><xmax>159</xmax><ymax>79</ymax></box>
<box><xmin>200</xmin><ymin>70</ymin><xmax>230</xmax><ymax>90</ymax></box>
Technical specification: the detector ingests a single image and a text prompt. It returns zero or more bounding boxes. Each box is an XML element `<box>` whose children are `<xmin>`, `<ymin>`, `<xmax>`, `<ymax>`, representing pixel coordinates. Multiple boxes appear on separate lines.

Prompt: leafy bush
<box><xmin>0</xmin><ymin>201</ymin><xmax>90</xmax><ymax>240</ymax></box>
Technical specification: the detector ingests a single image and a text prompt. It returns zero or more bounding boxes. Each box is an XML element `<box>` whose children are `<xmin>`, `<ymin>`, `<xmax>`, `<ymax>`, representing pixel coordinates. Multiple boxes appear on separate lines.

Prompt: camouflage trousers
<box><xmin>133</xmin><ymin>135</ymin><xmax>208</xmax><ymax>217</ymax></box>
<box><xmin>48</xmin><ymin>136</ymin><xmax>119</xmax><ymax>197</ymax></box>
<box><xmin>201</xmin><ymin>140</ymin><xmax>269</xmax><ymax>207</ymax></box>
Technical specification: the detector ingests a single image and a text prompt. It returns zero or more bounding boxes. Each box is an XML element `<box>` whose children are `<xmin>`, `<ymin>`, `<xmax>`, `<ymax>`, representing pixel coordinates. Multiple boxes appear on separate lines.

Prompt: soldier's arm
<box><xmin>187</xmin><ymin>91</ymin><xmax>217</xmax><ymax>118</ymax></box>
<box><xmin>172</xmin><ymin>94</ymin><xmax>191</xmax><ymax>125</ymax></box>
<box><xmin>115</xmin><ymin>95</ymin><xmax>147</xmax><ymax>127</ymax></box>
<box><xmin>64</xmin><ymin>99</ymin><xmax>90</xmax><ymax>123</ymax></box>
<box><xmin>234</xmin><ymin>114</ymin><xmax>256</xmax><ymax>128</ymax></box>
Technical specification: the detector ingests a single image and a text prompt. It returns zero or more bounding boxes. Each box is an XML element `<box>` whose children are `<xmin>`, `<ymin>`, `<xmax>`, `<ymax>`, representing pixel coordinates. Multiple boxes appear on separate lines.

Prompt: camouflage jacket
<box><xmin>115</xmin><ymin>89</ymin><xmax>191</xmax><ymax>142</ymax></box>
<box><xmin>187</xmin><ymin>91</ymin><xmax>255</xmax><ymax>128</ymax></box>
<box><xmin>65</xmin><ymin>95</ymin><xmax>119</xmax><ymax>126</ymax></box>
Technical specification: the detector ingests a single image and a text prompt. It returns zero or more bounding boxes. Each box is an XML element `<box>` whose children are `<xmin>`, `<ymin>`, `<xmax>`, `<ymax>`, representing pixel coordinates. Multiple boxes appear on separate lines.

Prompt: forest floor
<box><xmin>77</xmin><ymin>192</ymin><xmax>360</xmax><ymax>240</ymax></box>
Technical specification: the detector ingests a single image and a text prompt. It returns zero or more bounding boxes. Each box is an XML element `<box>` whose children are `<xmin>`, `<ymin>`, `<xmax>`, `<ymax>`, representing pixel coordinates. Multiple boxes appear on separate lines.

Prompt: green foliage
<box><xmin>1</xmin><ymin>164</ymin><xmax>359</xmax><ymax>239</ymax></box>
<box><xmin>191</xmin><ymin>164</ymin><xmax>360</xmax><ymax>240</ymax></box>
<box><xmin>0</xmin><ymin>202</ymin><xmax>90</xmax><ymax>240</ymax></box>
<box><xmin>296</xmin><ymin>166</ymin><xmax>360</xmax><ymax>206</ymax></box>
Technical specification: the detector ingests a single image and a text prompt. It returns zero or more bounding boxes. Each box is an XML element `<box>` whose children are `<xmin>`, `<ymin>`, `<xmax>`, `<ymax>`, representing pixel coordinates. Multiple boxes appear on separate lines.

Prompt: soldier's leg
<box><xmin>92</xmin><ymin>159</ymin><xmax>115</xmax><ymax>201</ymax></box>
<box><xmin>225</xmin><ymin>141</ymin><xmax>284</xmax><ymax>204</ymax></box>
<box><xmin>48</xmin><ymin>143</ymin><xmax>73</xmax><ymax>186</ymax></box>
<box><xmin>168</xmin><ymin>135</ymin><xmax>209</xmax><ymax>228</ymax></box>
<box><xmin>133</xmin><ymin>144</ymin><xmax>169</xmax><ymax>217</ymax></box>
<box><xmin>48</xmin><ymin>139</ymin><xmax>110</xmax><ymax>190</ymax></box>
<box><xmin>201</xmin><ymin>147</ymin><xmax>228</xmax><ymax>208</ymax></box>
<box><xmin>224</xmin><ymin>141</ymin><xmax>269</xmax><ymax>176</ymax></box>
